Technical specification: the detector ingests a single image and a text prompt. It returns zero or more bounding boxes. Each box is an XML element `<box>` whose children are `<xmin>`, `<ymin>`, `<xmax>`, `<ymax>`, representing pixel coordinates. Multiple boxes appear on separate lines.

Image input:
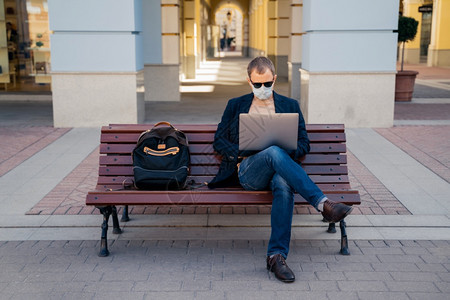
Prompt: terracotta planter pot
<box><xmin>395</xmin><ymin>70</ymin><xmax>418</xmax><ymax>102</ymax></box>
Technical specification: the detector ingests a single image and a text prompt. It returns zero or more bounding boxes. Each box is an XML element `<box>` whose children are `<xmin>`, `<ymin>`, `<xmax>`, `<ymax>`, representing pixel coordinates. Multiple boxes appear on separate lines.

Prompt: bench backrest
<box><xmin>97</xmin><ymin>124</ymin><xmax>352</xmax><ymax>193</ymax></box>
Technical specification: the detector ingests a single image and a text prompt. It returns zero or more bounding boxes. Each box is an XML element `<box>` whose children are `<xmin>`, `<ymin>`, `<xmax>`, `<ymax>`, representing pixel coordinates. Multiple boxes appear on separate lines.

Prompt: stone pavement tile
<box><xmin>100</xmin><ymin>271</ymin><xmax>151</xmax><ymax>282</ymax></box>
<box><xmin>194</xmin><ymin>291</ymin><xmax>226</xmax><ymax>300</ymax></box>
<box><xmin>327</xmin><ymin>292</ymin><xmax>359</xmax><ymax>300</ymax></box>
<box><xmin>84</xmin><ymin>281</ymin><xmax>135</xmax><ymax>293</ymax></box>
<box><xmin>92</xmin><ymin>292</ymin><xmax>146</xmax><ymax>300</ymax></box>
<box><xmin>389</xmin><ymin>271</ymin><xmax>442</xmax><ymax>282</ymax></box>
<box><xmin>327</xmin><ymin>262</ymin><xmax>374</xmax><ymax>272</ymax></box>
<box><xmin>408</xmin><ymin>293</ymin><xmax>449</xmax><ymax>300</ymax></box>
<box><xmin>437</xmin><ymin>271</ymin><xmax>450</xmax><ymax>282</ymax></box>
<box><xmin>211</xmin><ymin>280</ymin><xmax>261</xmax><ymax>291</ymax></box>
<box><xmin>371</xmin><ymin>262</ymin><xmax>420</xmax><ymax>272</ymax></box>
<box><xmin>435</xmin><ymin>281</ymin><xmax>450</xmax><ymax>293</ymax></box>
<box><xmin>385</xmin><ymin>281</ymin><xmax>440</xmax><ymax>292</ymax></box>
<box><xmin>225</xmin><ymin>291</ymin><xmax>277</xmax><ymax>300</ymax></box>
<box><xmin>338</xmin><ymin>281</ymin><xmax>388</xmax><ymax>292</ymax></box>
<box><xmin>416</xmin><ymin>263</ymin><xmax>449</xmax><ymax>273</ymax></box>
<box><xmin>308</xmin><ymin>281</ymin><xmax>340</xmax><ymax>291</ymax></box>
<box><xmin>9</xmin><ymin>293</ymin><xmax>66</xmax><ymax>300</ymax></box>
<box><xmin>276</xmin><ymin>291</ymin><xmax>328</xmax><ymax>300</ymax></box>
<box><xmin>344</xmin><ymin>271</ymin><xmax>393</xmax><ymax>281</ymax></box>
<box><xmin>357</xmin><ymin>291</ymin><xmax>409</xmax><ymax>300</ymax></box>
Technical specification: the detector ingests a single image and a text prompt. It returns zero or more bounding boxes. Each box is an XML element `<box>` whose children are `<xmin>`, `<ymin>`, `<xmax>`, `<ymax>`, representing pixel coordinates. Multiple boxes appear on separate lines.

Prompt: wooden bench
<box><xmin>86</xmin><ymin>124</ymin><xmax>360</xmax><ymax>257</ymax></box>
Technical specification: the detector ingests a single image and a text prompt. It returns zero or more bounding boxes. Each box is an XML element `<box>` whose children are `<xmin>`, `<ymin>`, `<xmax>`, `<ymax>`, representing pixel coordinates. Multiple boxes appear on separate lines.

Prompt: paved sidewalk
<box><xmin>0</xmin><ymin>239</ymin><xmax>448</xmax><ymax>299</ymax></box>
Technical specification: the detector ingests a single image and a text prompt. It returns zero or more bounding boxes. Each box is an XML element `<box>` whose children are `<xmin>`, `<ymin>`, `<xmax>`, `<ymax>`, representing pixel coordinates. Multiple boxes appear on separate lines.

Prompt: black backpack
<box><xmin>132</xmin><ymin>122</ymin><xmax>190</xmax><ymax>190</ymax></box>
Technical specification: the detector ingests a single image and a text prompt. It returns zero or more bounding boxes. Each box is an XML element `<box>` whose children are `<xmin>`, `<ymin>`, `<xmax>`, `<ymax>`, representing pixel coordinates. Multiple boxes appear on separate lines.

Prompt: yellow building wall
<box><xmin>249</xmin><ymin>0</ymin><xmax>268</xmax><ymax>56</ymax></box>
<box><xmin>428</xmin><ymin>0</ymin><xmax>450</xmax><ymax>66</ymax></box>
<box><xmin>434</xmin><ymin>0</ymin><xmax>450</xmax><ymax>49</ymax></box>
<box><xmin>402</xmin><ymin>0</ymin><xmax>422</xmax><ymax>64</ymax></box>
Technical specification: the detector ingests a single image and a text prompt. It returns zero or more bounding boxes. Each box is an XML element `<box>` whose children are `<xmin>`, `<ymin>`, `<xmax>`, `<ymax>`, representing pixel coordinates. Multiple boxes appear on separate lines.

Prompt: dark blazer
<box><xmin>208</xmin><ymin>91</ymin><xmax>310</xmax><ymax>189</ymax></box>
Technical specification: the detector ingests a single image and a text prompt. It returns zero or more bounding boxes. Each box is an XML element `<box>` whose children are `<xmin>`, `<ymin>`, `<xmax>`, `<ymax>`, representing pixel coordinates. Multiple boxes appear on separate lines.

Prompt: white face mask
<box><xmin>253</xmin><ymin>86</ymin><xmax>273</xmax><ymax>100</ymax></box>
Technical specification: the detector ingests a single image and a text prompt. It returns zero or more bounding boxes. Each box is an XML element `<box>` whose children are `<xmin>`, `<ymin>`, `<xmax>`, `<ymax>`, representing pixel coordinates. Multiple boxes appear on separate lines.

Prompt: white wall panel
<box><xmin>49</xmin><ymin>0</ymin><xmax>142</xmax><ymax>31</ymax></box>
<box><xmin>302</xmin><ymin>31</ymin><xmax>398</xmax><ymax>72</ymax></box>
<box><xmin>303</xmin><ymin>0</ymin><xmax>398</xmax><ymax>31</ymax></box>
<box><xmin>51</xmin><ymin>33</ymin><xmax>142</xmax><ymax>72</ymax></box>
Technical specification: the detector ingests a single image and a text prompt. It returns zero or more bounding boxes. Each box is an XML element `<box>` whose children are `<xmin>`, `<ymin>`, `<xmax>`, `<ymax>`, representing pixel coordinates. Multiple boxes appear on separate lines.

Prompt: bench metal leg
<box><xmin>98</xmin><ymin>206</ymin><xmax>112</xmax><ymax>257</ymax></box>
<box><xmin>339</xmin><ymin>220</ymin><xmax>350</xmax><ymax>255</ymax></box>
<box><xmin>327</xmin><ymin>222</ymin><xmax>337</xmax><ymax>233</ymax></box>
<box><xmin>121</xmin><ymin>205</ymin><xmax>130</xmax><ymax>222</ymax></box>
<box><xmin>111</xmin><ymin>206</ymin><xmax>122</xmax><ymax>234</ymax></box>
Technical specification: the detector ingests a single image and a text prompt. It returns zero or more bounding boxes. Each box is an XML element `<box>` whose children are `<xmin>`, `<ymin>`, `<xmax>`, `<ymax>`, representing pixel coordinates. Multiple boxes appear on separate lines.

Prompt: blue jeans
<box><xmin>238</xmin><ymin>145</ymin><xmax>326</xmax><ymax>258</ymax></box>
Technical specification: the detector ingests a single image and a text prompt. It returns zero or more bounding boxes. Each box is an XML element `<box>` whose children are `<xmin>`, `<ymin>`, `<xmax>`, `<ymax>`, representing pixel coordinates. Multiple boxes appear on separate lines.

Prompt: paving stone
<box><xmin>84</xmin><ymin>281</ymin><xmax>135</xmax><ymax>293</ymax></box>
<box><xmin>276</xmin><ymin>291</ymin><xmax>328</xmax><ymax>300</ymax></box>
<box><xmin>315</xmin><ymin>271</ymin><xmax>345</xmax><ymax>281</ymax></box>
<box><xmin>420</xmin><ymin>254</ymin><xmax>449</xmax><ymax>264</ymax></box>
<box><xmin>143</xmin><ymin>292</ymin><xmax>193</xmax><ymax>300</ymax></box>
<box><xmin>407</xmin><ymin>292</ymin><xmax>449</xmax><ymax>300</ymax></box>
<box><xmin>181</xmin><ymin>280</ymin><xmax>211</xmax><ymax>291</ymax></box>
<box><xmin>72</xmin><ymin>271</ymin><xmax>103</xmax><ymax>282</ymax></box>
<box><xmin>211</xmin><ymin>280</ymin><xmax>261</xmax><ymax>291</ymax></box>
<box><xmin>326</xmin><ymin>291</ymin><xmax>359</xmax><ymax>300</ymax></box>
<box><xmin>357</xmin><ymin>291</ymin><xmax>409</xmax><ymax>300</ymax></box>
<box><xmin>4</xmin><ymin>282</ymin><xmax>57</xmax><ymax>294</ymax></box>
<box><xmin>338</xmin><ymin>280</ymin><xmax>388</xmax><ymax>292</ymax></box>
<box><xmin>134</xmin><ymin>280</ymin><xmax>183</xmax><ymax>292</ymax></box>
<box><xmin>434</xmin><ymin>281</ymin><xmax>450</xmax><ymax>293</ymax></box>
<box><xmin>100</xmin><ymin>271</ymin><xmax>150</xmax><ymax>282</ymax></box>
<box><xmin>9</xmin><ymin>293</ymin><xmax>66</xmax><ymax>300</ymax></box>
<box><xmin>194</xmin><ymin>291</ymin><xmax>226</xmax><ymax>300</ymax></box>
<box><xmin>60</xmin><ymin>292</ymin><xmax>96</xmax><ymax>300</ymax></box>
<box><xmin>25</xmin><ymin>271</ymin><xmax>77</xmax><ymax>282</ymax></box>
<box><xmin>225</xmin><ymin>291</ymin><xmax>276</xmax><ymax>300</ymax></box>
<box><xmin>344</xmin><ymin>271</ymin><xmax>393</xmax><ymax>281</ymax></box>
<box><xmin>300</xmin><ymin>262</ymin><xmax>329</xmax><ymax>272</ymax></box>
<box><xmin>389</xmin><ymin>271</ymin><xmax>442</xmax><ymax>282</ymax></box>
<box><xmin>308</xmin><ymin>281</ymin><xmax>339</xmax><ymax>291</ymax></box>
<box><xmin>371</xmin><ymin>262</ymin><xmax>419</xmax><ymax>272</ymax></box>
<box><xmin>360</xmin><ymin>247</ymin><xmax>404</xmax><ymax>255</ymax></box>
<box><xmin>377</xmin><ymin>254</ymin><xmax>424</xmax><ymax>263</ymax></box>
<box><xmin>327</xmin><ymin>262</ymin><xmax>374</xmax><ymax>272</ymax></box>
<box><xmin>385</xmin><ymin>281</ymin><xmax>440</xmax><ymax>292</ymax></box>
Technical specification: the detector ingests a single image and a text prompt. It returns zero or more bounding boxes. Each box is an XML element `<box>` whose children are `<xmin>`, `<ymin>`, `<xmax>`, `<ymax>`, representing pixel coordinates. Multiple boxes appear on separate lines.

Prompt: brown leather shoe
<box><xmin>266</xmin><ymin>254</ymin><xmax>295</xmax><ymax>283</ymax></box>
<box><xmin>321</xmin><ymin>200</ymin><xmax>353</xmax><ymax>223</ymax></box>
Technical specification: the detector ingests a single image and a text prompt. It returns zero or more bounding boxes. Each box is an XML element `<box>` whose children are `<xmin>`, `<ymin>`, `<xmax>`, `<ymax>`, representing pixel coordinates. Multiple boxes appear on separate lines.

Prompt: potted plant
<box><xmin>395</xmin><ymin>16</ymin><xmax>419</xmax><ymax>101</ymax></box>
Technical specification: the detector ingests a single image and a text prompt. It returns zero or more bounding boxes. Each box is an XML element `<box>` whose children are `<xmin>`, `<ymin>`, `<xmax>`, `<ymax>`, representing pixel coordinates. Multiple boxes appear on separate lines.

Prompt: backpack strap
<box><xmin>106</xmin><ymin>178</ymin><xmax>134</xmax><ymax>192</ymax></box>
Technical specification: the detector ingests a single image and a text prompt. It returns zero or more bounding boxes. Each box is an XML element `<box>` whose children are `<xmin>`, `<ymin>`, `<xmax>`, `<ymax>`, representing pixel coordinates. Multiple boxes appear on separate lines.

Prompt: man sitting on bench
<box><xmin>208</xmin><ymin>57</ymin><xmax>353</xmax><ymax>283</ymax></box>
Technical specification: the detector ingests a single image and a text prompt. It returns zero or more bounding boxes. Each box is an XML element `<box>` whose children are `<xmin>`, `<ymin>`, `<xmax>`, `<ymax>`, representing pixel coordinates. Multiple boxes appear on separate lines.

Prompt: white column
<box><xmin>49</xmin><ymin>0</ymin><xmax>144</xmax><ymax>127</ymax></box>
<box><xmin>300</xmin><ymin>0</ymin><xmax>398</xmax><ymax>128</ymax></box>
<box><xmin>288</xmin><ymin>0</ymin><xmax>302</xmax><ymax>100</ymax></box>
<box><xmin>144</xmin><ymin>0</ymin><xmax>180</xmax><ymax>102</ymax></box>
<box><xmin>183</xmin><ymin>0</ymin><xmax>197</xmax><ymax>79</ymax></box>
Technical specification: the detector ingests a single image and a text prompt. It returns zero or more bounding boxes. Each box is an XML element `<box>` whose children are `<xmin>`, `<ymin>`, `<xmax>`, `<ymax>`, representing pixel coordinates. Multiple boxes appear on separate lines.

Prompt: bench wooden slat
<box><xmin>99</xmin><ymin>143</ymin><xmax>347</xmax><ymax>155</ymax></box>
<box><xmin>100</xmin><ymin>132</ymin><xmax>345</xmax><ymax>143</ymax></box>
<box><xmin>96</xmin><ymin>182</ymin><xmax>352</xmax><ymax>191</ymax></box>
<box><xmin>96</xmin><ymin>174</ymin><xmax>350</xmax><ymax>186</ymax></box>
<box><xmin>99</xmin><ymin>154</ymin><xmax>347</xmax><ymax>166</ymax></box>
<box><xmin>86</xmin><ymin>190</ymin><xmax>360</xmax><ymax>206</ymax></box>
<box><xmin>102</xmin><ymin>124</ymin><xmax>345</xmax><ymax>133</ymax></box>
<box><xmin>99</xmin><ymin>165</ymin><xmax>349</xmax><ymax>177</ymax></box>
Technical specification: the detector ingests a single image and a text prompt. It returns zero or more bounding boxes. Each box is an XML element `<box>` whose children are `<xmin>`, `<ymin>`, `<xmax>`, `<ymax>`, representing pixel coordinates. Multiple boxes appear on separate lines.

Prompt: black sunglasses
<box><xmin>250</xmin><ymin>79</ymin><xmax>274</xmax><ymax>89</ymax></box>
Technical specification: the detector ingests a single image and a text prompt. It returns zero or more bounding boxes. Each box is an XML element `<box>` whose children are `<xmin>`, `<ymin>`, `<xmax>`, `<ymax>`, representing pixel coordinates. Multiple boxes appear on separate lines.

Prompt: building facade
<box><xmin>2</xmin><ymin>0</ymin><xmax>446</xmax><ymax>127</ymax></box>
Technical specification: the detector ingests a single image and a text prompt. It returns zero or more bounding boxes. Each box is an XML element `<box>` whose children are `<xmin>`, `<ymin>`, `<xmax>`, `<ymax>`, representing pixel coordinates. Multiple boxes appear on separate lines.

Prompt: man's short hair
<box><xmin>247</xmin><ymin>56</ymin><xmax>276</xmax><ymax>78</ymax></box>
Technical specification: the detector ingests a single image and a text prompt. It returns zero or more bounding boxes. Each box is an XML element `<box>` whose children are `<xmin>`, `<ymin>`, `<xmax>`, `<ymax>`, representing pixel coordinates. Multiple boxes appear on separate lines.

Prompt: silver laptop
<box><xmin>239</xmin><ymin>113</ymin><xmax>299</xmax><ymax>151</ymax></box>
